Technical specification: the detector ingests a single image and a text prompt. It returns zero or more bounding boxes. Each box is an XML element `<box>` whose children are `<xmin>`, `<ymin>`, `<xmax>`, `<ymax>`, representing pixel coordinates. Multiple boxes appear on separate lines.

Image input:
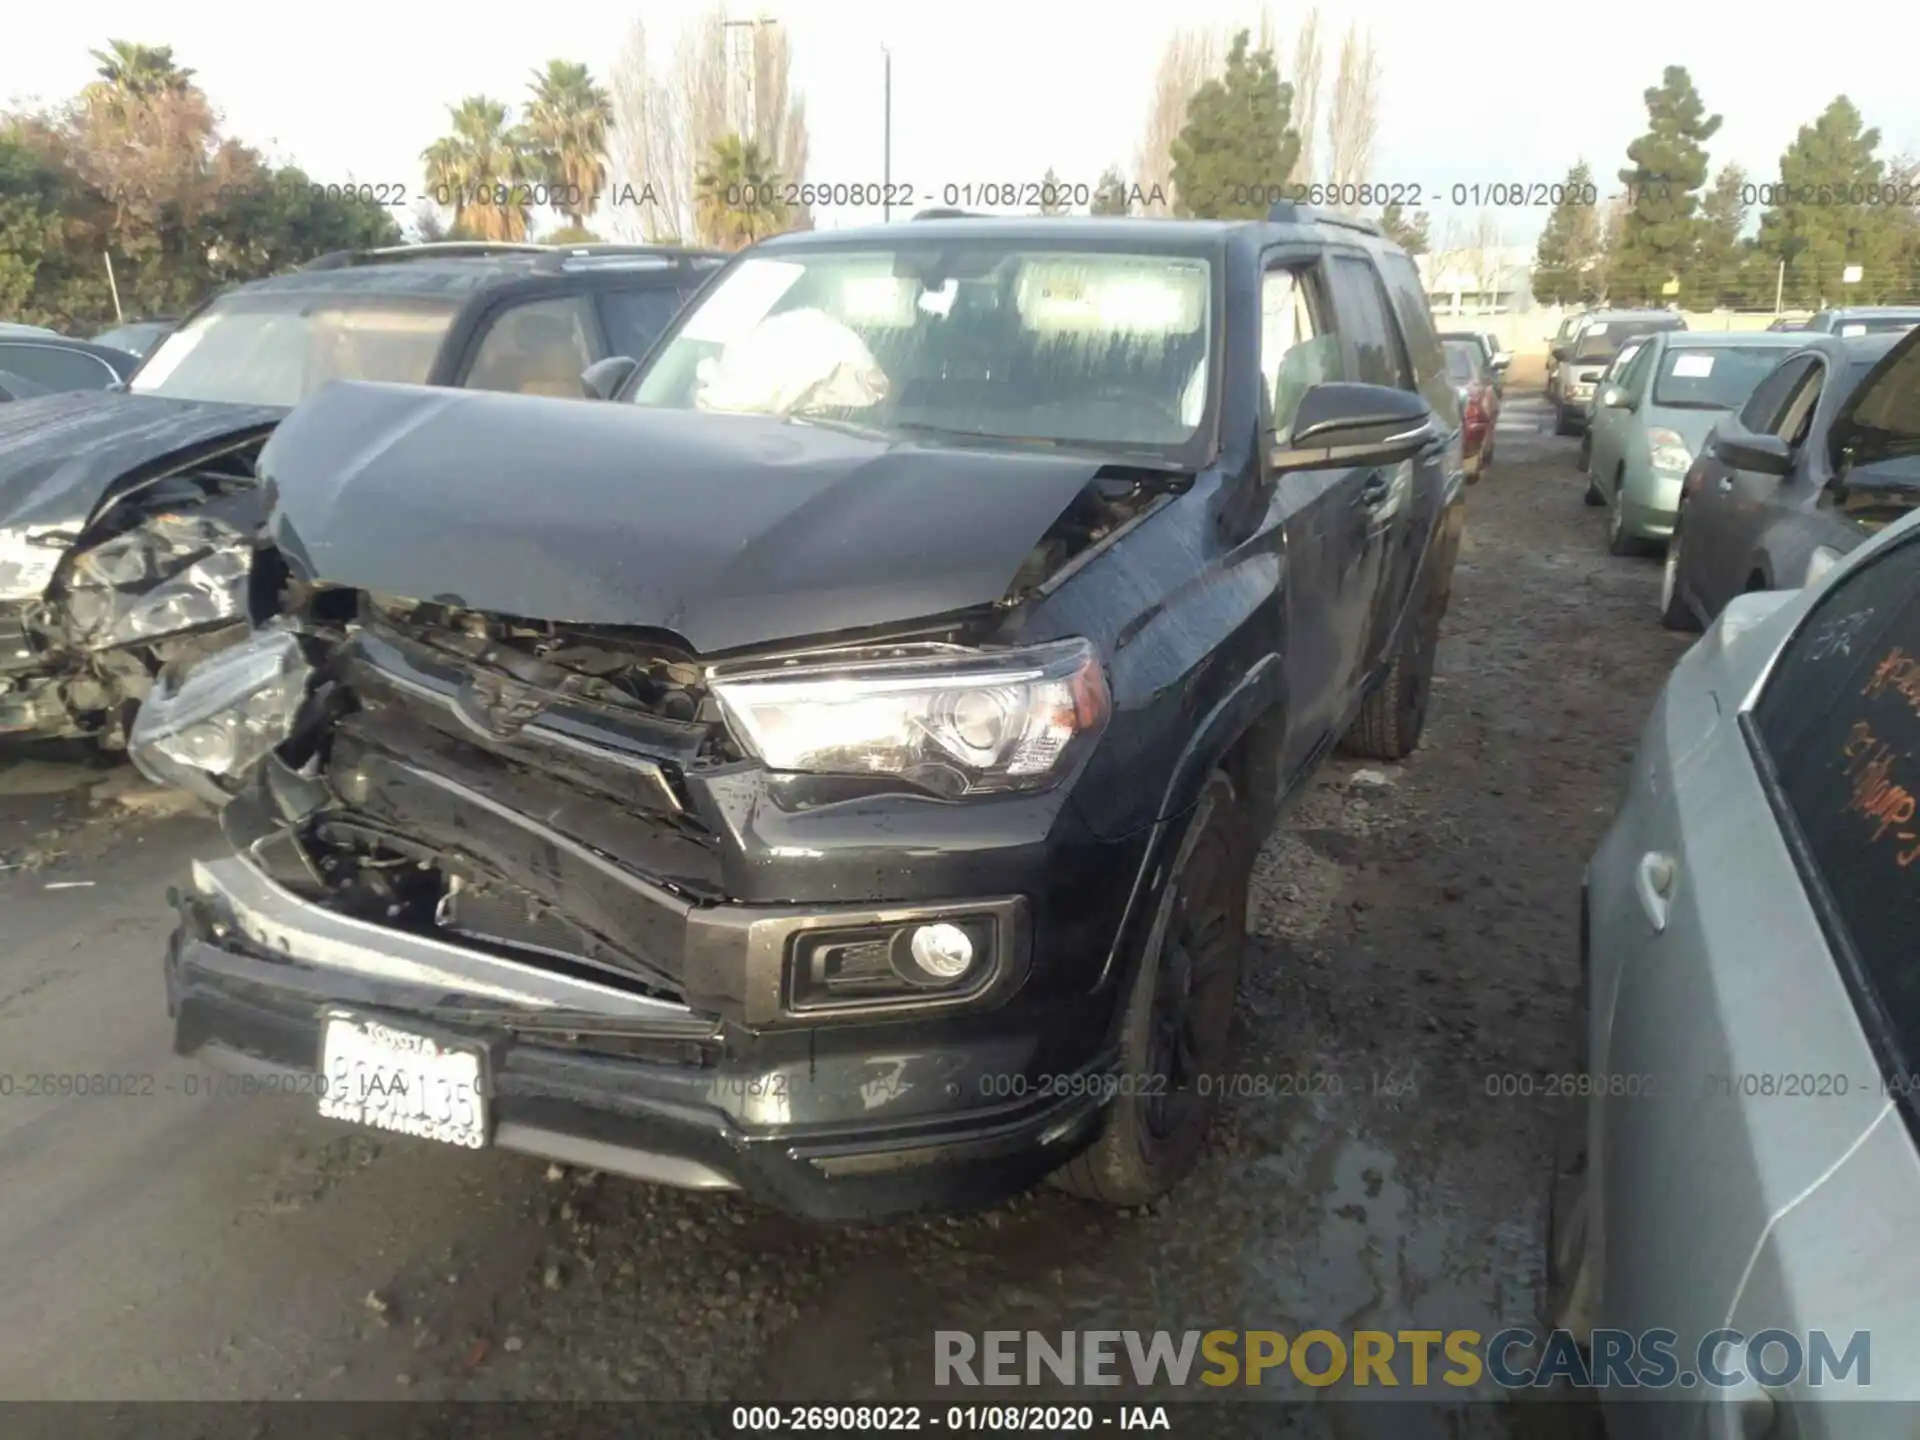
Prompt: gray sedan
<box><xmin>1584</xmin><ymin>331</ymin><xmax>1811</xmax><ymax>556</ymax></box>
<box><xmin>1554</xmin><ymin>499</ymin><xmax>1920</xmax><ymax>1435</ymax></box>
<box><xmin>1661</xmin><ymin>327</ymin><xmax>1916</xmax><ymax>631</ymax></box>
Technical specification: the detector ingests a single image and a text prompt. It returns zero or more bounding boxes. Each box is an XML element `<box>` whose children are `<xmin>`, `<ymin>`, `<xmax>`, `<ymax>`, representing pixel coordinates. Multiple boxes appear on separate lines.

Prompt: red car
<box><xmin>1444</xmin><ymin>337</ymin><xmax>1500</xmax><ymax>479</ymax></box>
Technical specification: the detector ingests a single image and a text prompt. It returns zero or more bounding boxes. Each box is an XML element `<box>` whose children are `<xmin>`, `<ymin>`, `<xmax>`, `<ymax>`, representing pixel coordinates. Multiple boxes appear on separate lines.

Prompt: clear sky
<box><xmin>8</xmin><ymin>0</ymin><xmax>1918</xmax><ymax>247</ymax></box>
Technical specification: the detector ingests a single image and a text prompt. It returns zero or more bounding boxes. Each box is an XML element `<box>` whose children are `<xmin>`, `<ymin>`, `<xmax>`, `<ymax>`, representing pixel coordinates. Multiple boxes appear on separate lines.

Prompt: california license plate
<box><xmin>317</xmin><ymin>1011</ymin><xmax>488</xmax><ymax>1148</ymax></box>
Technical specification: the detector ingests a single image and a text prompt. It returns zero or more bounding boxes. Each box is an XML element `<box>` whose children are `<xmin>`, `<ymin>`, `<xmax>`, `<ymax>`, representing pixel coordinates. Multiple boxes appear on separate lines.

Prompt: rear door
<box><xmin>1358</xmin><ymin>249</ymin><xmax>1453</xmax><ymax>682</ymax></box>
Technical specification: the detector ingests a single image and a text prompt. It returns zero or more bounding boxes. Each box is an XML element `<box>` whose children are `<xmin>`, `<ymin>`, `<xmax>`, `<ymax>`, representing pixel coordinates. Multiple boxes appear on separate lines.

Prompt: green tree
<box><xmin>1379</xmin><ymin>201</ymin><xmax>1429</xmax><ymax>255</ymax></box>
<box><xmin>1168</xmin><ymin>29</ymin><xmax>1299</xmax><ymax>220</ymax></box>
<box><xmin>0</xmin><ymin>129</ymin><xmax>90</xmax><ymax>322</ymax></box>
<box><xmin>1530</xmin><ymin>162</ymin><xmax>1605</xmax><ymax>305</ymax></box>
<box><xmin>1686</xmin><ymin>163</ymin><xmax>1761</xmax><ymax>307</ymax></box>
<box><xmin>85</xmin><ymin>40</ymin><xmax>195</xmax><ymax>104</ymax></box>
<box><xmin>421</xmin><ymin>96</ymin><xmax>534</xmax><ymax>241</ymax></box>
<box><xmin>200</xmin><ymin>166</ymin><xmax>400</xmax><ymax>285</ymax></box>
<box><xmin>525</xmin><ymin>60</ymin><xmax>611</xmax><ymax>232</ymax></box>
<box><xmin>1612</xmin><ymin>66</ymin><xmax>1721</xmax><ymax>306</ymax></box>
<box><xmin>1757</xmin><ymin>97</ymin><xmax>1908</xmax><ymax>307</ymax></box>
<box><xmin>546</xmin><ymin>224</ymin><xmax>603</xmax><ymax>245</ymax></box>
<box><xmin>693</xmin><ymin>135</ymin><xmax>786</xmax><ymax>250</ymax></box>
<box><xmin>1091</xmin><ymin>166</ymin><xmax>1131</xmax><ymax>216</ymax></box>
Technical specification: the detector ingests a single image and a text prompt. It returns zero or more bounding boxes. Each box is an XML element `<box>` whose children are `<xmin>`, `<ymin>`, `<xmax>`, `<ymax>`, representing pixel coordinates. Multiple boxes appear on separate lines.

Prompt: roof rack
<box><xmin>1265</xmin><ymin>200</ymin><xmax>1383</xmax><ymax>237</ymax></box>
<box><xmin>530</xmin><ymin>243</ymin><xmax>727</xmax><ymax>273</ymax></box>
<box><xmin>911</xmin><ymin>208</ymin><xmax>989</xmax><ymax>220</ymax></box>
<box><xmin>301</xmin><ymin>242</ymin><xmax>551</xmax><ymax>271</ymax></box>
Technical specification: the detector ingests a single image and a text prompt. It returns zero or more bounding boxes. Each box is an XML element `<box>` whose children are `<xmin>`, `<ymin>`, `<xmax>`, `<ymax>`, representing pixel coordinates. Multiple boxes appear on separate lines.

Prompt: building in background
<box><xmin>1418</xmin><ymin>245</ymin><xmax>1536</xmax><ymax>317</ymax></box>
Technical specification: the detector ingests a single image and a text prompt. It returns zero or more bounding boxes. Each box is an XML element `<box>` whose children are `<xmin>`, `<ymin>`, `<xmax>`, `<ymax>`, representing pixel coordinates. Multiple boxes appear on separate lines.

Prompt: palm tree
<box><xmin>421</xmin><ymin>97</ymin><xmax>534</xmax><ymax>242</ymax></box>
<box><xmin>88</xmin><ymin>40</ymin><xmax>196</xmax><ymax>97</ymax></box>
<box><xmin>525</xmin><ymin>61</ymin><xmax>611</xmax><ymax>232</ymax></box>
<box><xmin>693</xmin><ymin>136</ymin><xmax>788</xmax><ymax>251</ymax></box>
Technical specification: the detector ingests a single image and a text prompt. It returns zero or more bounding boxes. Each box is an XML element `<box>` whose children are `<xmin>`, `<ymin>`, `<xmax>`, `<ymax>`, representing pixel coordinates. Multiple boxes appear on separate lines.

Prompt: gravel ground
<box><xmin>0</xmin><ymin>390</ymin><xmax>1684</xmax><ymax>1431</ymax></box>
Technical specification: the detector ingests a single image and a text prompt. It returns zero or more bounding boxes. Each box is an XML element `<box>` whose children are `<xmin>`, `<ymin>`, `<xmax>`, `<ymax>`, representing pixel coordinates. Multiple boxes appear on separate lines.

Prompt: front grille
<box><xmin>436</xmin><ymin>877</ymin><xmax>603</xmax><ymax>964</ymax></box>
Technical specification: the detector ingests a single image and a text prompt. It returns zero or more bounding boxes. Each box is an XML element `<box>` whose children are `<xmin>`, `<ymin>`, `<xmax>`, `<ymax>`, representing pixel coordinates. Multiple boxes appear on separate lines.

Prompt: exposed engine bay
<box><xmin>1</xmin><ymin>441</ymin><xmax>264</xmax><ymax>745</ymax></box>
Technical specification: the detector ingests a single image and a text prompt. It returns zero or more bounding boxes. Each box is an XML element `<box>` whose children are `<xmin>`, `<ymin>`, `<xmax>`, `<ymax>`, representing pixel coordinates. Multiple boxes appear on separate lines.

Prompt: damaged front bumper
<box><xmin>168</xmin><ymin>849</ymin><xmax>1115</xmax><ymax>1219</ymax></box>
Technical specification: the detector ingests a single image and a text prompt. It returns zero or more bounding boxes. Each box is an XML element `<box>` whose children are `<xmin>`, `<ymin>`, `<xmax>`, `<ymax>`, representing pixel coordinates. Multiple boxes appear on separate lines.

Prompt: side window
<box><xmin>1736</xmin><ymin>355</ymin><xmax>1818</xmax><ymax>433</ymax></box>
<box><xmin>1751</xmin><ymin>531</ymin><xmax>1920</xmax><ymax>1076</ymax></box>
<box><xmin>0</xmin><ymin>344</ymin><xmax>118</xmax><ymax>393</ymax></box>
<box><xmin>1258</xmin><ymin>265</ymin><xmax>1339</xmax><ymax>438</ymax></box>
<box><xmin>1774</xmin><ymin>361</ymin><xmax>1827</xmax><ymax>444</ymax></box>
<box><xmin>1325</xmin><ymin>255</ymin><xmax>1414</xmax><ymax>392</ymax></box>
<box><xmin>1374</xmin><ymin>251</ymin><xmax>1455</xmax><ymax>420</ymax></box>
<box><xmin>463</xmin><ymin>295</ymin><xmax>599</xmax><ymax>398</ymax></box>
<box><xmin>1618</xmin><ymin>343</ymin><xmax>1655</xmax><ymax>396</ymax></box>
<box><xmin>598</xmin><ymin>286</ymin><xmax>685</xmax><ymax>361</ymax></box>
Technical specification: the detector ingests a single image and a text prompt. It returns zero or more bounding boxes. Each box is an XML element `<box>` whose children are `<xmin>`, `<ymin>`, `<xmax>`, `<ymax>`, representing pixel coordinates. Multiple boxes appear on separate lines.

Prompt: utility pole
<box><xmin>721</xmin><ymin>16</ymin><xmax>777</xmax><ymax>145</ymax></box>
<box><xmin>882</xmin><ymin>46</ymin><xmax>893</xmax><ymax>222</ymax></box>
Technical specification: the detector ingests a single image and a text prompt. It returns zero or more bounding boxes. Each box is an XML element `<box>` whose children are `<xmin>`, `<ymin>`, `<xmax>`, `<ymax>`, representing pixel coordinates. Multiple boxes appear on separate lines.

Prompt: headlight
<box><xmin>711</xmin><ymin>637</ymin><xmax>1109</xmax><ymax>798</ymax></box>
<box><xmin>1803</xmin><ymin>545</ymin><xmax>1843</xmax><ymax>588</ymax></box>
<box><xmin>128</xmin><ymin>627</ymin><xmax>311</xmax><ymax>805</ymax></box>
<box><xmin>64</xmin><ymin>511</ymin><xmax>250</xmax><ymax>649</ymax></box>
<box><xmin>1647</xmin><ymin>427</ymin><xmax>1693</xmax><ymax>473</ymax></box>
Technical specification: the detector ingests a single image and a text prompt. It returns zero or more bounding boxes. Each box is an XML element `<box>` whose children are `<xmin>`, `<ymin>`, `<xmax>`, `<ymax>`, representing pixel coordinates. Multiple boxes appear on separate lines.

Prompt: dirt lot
<box><xmin>0</xmin><ymin>390</ymin><xmax>1685</xmax><ymax>1430</ymax></box>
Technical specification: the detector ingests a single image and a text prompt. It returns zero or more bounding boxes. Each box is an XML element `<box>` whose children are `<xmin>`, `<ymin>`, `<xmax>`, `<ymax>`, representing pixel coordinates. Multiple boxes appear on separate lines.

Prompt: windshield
<box><xmin>631</xmin><ymin>246</ymin><xmax>1216</xmax><ymax>455</ymax></box>
<box><xmin>1574</xmin><ymin>320</ymin><xmax>1673</xmax><ymax>365</ymax></box>
<box><xmin>1650</xmin><ymin>346</ymin><xmax>1796</xmax><ymax>410</ymax></box>
<box><xmin>129</xmin><ymin>293</ymin><xmax>459</xmax><ymax>406</ymax></box>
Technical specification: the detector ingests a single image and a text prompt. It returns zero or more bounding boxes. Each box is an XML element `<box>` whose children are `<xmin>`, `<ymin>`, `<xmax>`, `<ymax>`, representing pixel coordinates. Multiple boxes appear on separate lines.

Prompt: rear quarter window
<box><xmin>1751</xmin><ymin>528</ymin><xmax>1920</xmax><ymax>1077</ymax></box>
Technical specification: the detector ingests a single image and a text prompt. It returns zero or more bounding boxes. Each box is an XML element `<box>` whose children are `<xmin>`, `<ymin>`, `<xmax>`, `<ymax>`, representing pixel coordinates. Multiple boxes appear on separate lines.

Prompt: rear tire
<box><xmin>1553</xmin><ymin>405</ymin><xmax>1580</xmax><ymax>437</ymax></box>
<box><xmin>1583</xmin><ymin>475</ymin><xmax>1604</xmax><ymax>506</ymax></box>
<box><xmin>1340</xmin><ymin>576</ymin><xmax>1441</xmax><ymax>761</ymax></box>
<box><xmin>1049</xmin><ymin>772</ymin><xmax>1249</xmax><ymax>1207</ymax></box>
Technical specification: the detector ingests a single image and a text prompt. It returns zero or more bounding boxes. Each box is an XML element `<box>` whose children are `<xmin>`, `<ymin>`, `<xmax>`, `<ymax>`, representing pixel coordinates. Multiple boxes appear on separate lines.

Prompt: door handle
<box><xmin>1634</xmin><ymin>851</ymin><xmax>1677</xmax><ymax>932</ymax></box>
<box><xmin>1717</xmin><ymin>476</ymin><xmax>1734</xmax><ymax>494</ymax></box>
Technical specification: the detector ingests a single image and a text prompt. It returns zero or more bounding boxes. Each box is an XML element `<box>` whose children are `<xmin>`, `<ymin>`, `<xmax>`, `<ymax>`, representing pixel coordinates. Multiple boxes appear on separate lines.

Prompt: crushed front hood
<box><xmin>0</xmin><ymin>391</ymin><xmax>284</xmax><ymax>534</ymax></box>
<box><xmin>260</xmin><ymin>382</ymin><xmax>1137</xmax><ymax>654</ymax></box>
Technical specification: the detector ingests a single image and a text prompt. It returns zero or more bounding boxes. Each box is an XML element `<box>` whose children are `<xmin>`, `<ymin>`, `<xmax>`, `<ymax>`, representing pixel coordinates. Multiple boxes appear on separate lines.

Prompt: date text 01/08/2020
<box><xmin>0</xmin><ymin>1071</ymin><xmax>326</xmax><ymax>1099</ymax></box>
<box><xmin>729</xmin><ymin>1405</ymin><xmax>1169</xmax><ymax>1432</ymax></box>
<box><xmin>1481</xmin><ymin>1070</ymin><xmax>1920</xmax><ymax>1099</ymax></box>
<box><xmin>975</xmin><ymin>1068</ymin><xmax>1416</xmax><ymax>1102</ymax></box>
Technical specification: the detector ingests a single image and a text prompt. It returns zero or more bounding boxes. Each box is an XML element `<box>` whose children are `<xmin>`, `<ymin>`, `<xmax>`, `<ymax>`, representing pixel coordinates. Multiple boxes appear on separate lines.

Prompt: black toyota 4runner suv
<box><xmin>144</xmin><ymin>206</ymin><xmax>1467</xmax><ymax>1220</ymax></box>
<box><xmin>0</xmin><ymin>242</ymin><xmax>720</xmax><ymax>745</ymax></box>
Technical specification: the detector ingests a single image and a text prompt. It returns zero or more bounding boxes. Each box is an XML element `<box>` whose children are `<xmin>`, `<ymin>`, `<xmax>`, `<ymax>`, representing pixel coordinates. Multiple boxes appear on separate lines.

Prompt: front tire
<box><xmin>1659</xmin><ymin>520</ymin><xmax>1700</xmax><ymax>631</ymax></box>
<box><xmin>1049</xmin><ymin>772</ymin><xmax>1249</xmax><ymax>1207</ymax></box>
<box><xmin>1340</xmin><ymin>576</ymin><xmax>1441</xmax><ymax>761</ymax></box>
<box><xmin>1605</xmin><ymin>478</ymin><xmax>1644</xmax><ymax>557</ymax></box>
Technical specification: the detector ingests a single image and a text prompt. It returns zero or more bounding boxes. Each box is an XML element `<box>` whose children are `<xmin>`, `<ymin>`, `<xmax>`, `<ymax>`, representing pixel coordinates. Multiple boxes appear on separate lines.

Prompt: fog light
<box><xmin>906</xmin><ymin>923</ymin><xmax>975</xmax><ymax>981</ymax></box>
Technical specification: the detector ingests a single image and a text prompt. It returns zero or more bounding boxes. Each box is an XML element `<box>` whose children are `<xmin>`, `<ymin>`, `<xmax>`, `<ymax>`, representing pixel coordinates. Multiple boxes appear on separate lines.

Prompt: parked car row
<box><xmin>1558</xmin><ymin>324</ymin><xmax>1920</xmax><ymax>1435</ymax></box>
<box><xmin>6</xmin><ymin>207</ymin><xmax>1473</xmax><ymax>1221</ymax></box>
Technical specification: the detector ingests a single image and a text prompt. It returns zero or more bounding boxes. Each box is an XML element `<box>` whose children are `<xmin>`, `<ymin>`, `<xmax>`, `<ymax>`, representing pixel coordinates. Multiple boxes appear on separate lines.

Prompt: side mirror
<box><xmin>1716</xmin><ymin>430</ymin><xmax>1794</xmax><ymax>477</ymax></box>
<box><xmin>1490</xmin><ymin>356</ymin><xmax>1510</xmax><ymax>372</ymax></box>
<box><xmin>1601</xmin><ymin>386</ymin><xmax>1632</xmax><ymax>410</ymax></box>
<box><xmin>1550</xmin><ymin>344</ymin><xmax>1569</xmax><ymax>362</ymax></box>
<box><xmin>1268</xmin><ymin>382</ymin><xmax>1436</xmax><ymax>473</ymax></box>
<box><xmin>580</xmin><ymin>355</ymin><xmax>640</xmax><ymax>401</ymax></box>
